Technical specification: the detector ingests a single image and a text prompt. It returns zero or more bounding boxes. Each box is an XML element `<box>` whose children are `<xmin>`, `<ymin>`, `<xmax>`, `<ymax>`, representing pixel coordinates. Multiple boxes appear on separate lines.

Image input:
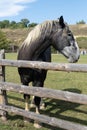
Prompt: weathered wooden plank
<box><xmin>0</xmin><ymin>82</ymin><xmax>87</xmax><ymax>105</ymax></box>
<box><xmin>0</xmin><ymin>109</ymin><xmax>6</xmax><ymax>116</ymax></box>
<box><xmin>0</xmin><ymin>59</ymin><xmax>87</xmax><ymax>72</ymax></box>
<box><xmin>0</xmin><ymin>104</ymin><xmax>87</xmax><ymax>130</ymax></box>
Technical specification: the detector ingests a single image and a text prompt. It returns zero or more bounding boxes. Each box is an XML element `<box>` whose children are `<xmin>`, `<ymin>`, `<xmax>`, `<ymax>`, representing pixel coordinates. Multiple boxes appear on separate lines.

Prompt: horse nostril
<box><xmin>74</xmin><ymin>59</ymin><xmax>78</xmax><ymax>63</ymax></box>
<box><xmin>75</xmin><ymin>55</ymin><xmax>80</xmax><ymax>62</ymax></box>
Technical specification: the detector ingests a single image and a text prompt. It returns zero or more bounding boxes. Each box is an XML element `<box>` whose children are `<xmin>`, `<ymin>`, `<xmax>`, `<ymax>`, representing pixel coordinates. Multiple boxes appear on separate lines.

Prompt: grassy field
<box><xmin>0</xmin><ymin>53</ymin><xmax>87</xmax><ymax>130</ymax></box>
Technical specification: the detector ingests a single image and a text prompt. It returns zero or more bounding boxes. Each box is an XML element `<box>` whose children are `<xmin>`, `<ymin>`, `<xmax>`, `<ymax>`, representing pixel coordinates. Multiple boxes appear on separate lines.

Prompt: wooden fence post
<box><xmin>0</xmin><ymin>50</ymin><xmax>7</xmax><ymax>121</ymax></box>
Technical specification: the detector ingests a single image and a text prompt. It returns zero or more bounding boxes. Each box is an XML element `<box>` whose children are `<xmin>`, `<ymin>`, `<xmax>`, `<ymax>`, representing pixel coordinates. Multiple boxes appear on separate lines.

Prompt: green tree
<box><xmin>0</xmin><ymin>21</ymin><xmax>4</xmax><ymax>28</ymax></box>
<box><xmin>76</xmin><ymin>20</ymin><xmax>86</xmax><ymax>24</ymax></box>
<box><xmin>17</xmin><ymin>22</ymin><xmax>25</xmax><ymax>28</ymax></box>
<box><xmin>2</xmin><ymin>20</ymin><xmax>10</xmax><ymax>28</ymax></box>
<box><xmin>0</xmin><ymin>30</ymin><xmax>11</xmax><ymax>50</ymax></box>
<box><xmin>28</xmin><ymin>23</ymin><xmax>38</xmax><ymax>27</ymax></box>
<box><xmin>10</xmin><ymin>21</ymin><xmax>17</xmax><ymax>29</ymax></box>
<box><xmin>21</xmin><ymin>18</ymin><xmax>30</xmax><ymax>27</ymax></box>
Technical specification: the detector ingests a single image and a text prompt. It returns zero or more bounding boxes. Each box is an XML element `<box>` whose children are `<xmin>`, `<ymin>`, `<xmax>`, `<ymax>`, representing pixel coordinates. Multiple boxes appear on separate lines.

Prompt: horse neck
<box><xmin>20</xmin><ymin>21</ymin><xmax>57</xmax><ymax>60</ymax></box>
<box><xmin>20</xmin><ymin>22</ymin><xmax>53</xmax><ymax>60</ymax></box>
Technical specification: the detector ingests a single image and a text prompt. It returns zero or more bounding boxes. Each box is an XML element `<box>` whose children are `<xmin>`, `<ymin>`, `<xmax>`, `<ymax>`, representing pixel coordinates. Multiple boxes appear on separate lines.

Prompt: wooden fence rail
<box><xmin>0</xmin><ymin>59</ymin><xmax>87</xmax><ymax>72</ymax></box>
<box><xmin>0</xmin><ymin>104</ymin><xmax>87</xmax><ymax>130</ymax></box>
<box><xmin>1</xmin><ymin>81</ymin><xmax>87</xmax><ymax>105</ymax></box>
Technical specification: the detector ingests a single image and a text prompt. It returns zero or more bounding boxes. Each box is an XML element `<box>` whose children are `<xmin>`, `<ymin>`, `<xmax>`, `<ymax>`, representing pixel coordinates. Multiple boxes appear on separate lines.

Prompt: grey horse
<box><xmin>17</xmin><ymin>16</ymin><xmax>80</xmax><ymax>128</ymax></box>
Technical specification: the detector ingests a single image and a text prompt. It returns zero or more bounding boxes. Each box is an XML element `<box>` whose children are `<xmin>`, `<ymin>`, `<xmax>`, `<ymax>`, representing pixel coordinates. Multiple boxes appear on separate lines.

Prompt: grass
<box><xmin>0</xmin><ymin>53</ymin><xmax>87</xmax><ymax>130</ymax></box>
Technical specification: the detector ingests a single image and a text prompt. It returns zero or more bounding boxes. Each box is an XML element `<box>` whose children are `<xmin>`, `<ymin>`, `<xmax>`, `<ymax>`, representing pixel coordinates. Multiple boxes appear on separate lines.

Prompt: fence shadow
<box><xmin>42</xmin><ymin>88</ymin><xmax>87</xmax><ymax>129</ymax></box>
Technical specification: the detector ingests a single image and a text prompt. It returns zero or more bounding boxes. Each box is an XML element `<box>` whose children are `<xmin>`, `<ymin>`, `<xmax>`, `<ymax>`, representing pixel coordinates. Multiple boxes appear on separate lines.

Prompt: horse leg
<box><xmin>30</xmin><ymin>96</ymin><xmax>45</xmax><ymax>110</ymax></box>
<box><xmin>20</xmin><ymin>74</ymin><xmax>30</xmax><ymax>111</ymax></box>
<box><xmin>22</xmin><ymin>80</ymin><xmax>30</xmax><ymax>123</ymax></box>
<box><xmin>40</xmin><ymin>98</ymin><xmax>45</xmax><ymax>110</ymax></box>
<box><xmin>30</xmin><ymin>96</ymin><xmax>35</xmax><ymax>108</ymax></box>
<box><xmin>24</xmin><ymin>94</ymin><xmax>30</xmax><ymax>111</ymax></box>
<box><xmin>34</xmin><ymin>96</ymin><xmax>42</xmax><ymax>128</ymax></box>
<box><xmin>32</xmin><ymin>81</ymin><xmax>43</xmax><ymax>128</ymax></box>
<box><xmin>23</xmin><ymin>93</ymin><xmax>31</xmax><ymax>123</ymax></box>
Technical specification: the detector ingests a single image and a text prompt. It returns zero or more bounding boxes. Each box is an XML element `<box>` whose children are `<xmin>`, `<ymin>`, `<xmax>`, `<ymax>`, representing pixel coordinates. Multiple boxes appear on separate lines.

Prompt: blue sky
<box><xmin>0</xmin><ymin>0</ymin><xmax>87</xmax><ymax>25</ymax></box>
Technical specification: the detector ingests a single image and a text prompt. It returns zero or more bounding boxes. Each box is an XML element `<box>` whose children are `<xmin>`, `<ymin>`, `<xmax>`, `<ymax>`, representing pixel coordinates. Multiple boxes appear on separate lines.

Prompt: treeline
<box><xmin>0</xmin><ymin>18</ymin><xmax>38</xmax><ymax>29</ymax></box>
<box><xmin>0</xmin><ymin>18</ymin><xmax>86</xmax><ymax>29</ymax></box>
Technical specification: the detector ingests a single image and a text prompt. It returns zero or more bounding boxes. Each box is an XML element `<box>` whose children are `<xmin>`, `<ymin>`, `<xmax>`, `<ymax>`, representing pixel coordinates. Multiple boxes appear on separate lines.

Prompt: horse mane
<box><xmin>22</xmin><ymin>20</ymin><xmax>60</xmax><ymax>47</ymax></box>
<box><xmin>18</xmin><ymin>20</ymin><xmax>60</xmax><ymax>60</ymax></box>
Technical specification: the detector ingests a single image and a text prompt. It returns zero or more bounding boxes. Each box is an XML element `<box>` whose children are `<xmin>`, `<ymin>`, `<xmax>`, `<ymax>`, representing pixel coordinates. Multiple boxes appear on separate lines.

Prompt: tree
<box><xmin>2</xmin><ymin>20</ymin><xmax>10</xmax><ymax>28</ymax></box>
<box><xmin>0</xmin><ymin>19</ymin><xmax>38</xmax><ymax>28</ymax></box>
<box><xmin>28</xmin><ymin>23</ymin><xmax>38</xmax><ymax>27</ymax></box>
<box><xmin>17</xmin><ymin>22</ymin><xmax>26</xmax><ymax>28</ymax></box>
<box><xmin>76</xmin><ymin>20</ymin><xmax>86</xmax><ymax>24</ymax></box>
<box><xmin>0</xmin><ymin>21</ymin><xmax>4</xmax><ymax>28</ymax></box>
<box><xmin>10</xmin><ymin>21</ymin><xmax>17</xmax><ymax>29</ymax></box>
<box><xmin>0</xmin><ymin>30</ymin><xmax>11</xmax><ymax>50</ymax></box>
<box><xmin>21</xmin><ymin>19</ymin><xmax>30</xmax><ymax>27</ymax></box>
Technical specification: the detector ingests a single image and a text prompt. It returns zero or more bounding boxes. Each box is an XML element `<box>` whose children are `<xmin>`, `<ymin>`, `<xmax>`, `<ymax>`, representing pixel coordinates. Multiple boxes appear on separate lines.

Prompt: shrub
<box><xmin>0</xmin><ymin>30</ymin><xmax>11</xmax><ymax>50</ymax></box>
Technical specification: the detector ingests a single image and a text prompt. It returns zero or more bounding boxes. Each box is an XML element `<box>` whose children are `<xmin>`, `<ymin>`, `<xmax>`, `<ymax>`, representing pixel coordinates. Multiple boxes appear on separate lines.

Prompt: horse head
<box><xmin>51</xmin><ymin>16</ymin><xmax>80</xmax><ymax>63</ymax></box>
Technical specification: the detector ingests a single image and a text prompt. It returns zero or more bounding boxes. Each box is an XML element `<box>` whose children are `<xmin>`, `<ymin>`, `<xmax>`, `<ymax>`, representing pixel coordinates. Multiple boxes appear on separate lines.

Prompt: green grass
<box><xmin>1</xmin><ymin>53</ymin><xmax>87</xmax><ymax>130</ymax></box>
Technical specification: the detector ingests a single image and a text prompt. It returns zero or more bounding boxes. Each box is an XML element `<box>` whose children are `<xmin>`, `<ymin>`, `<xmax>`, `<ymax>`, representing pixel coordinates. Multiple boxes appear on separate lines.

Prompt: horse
<box><xmin>17</xmin><ymin>16</ymin><xmax>80</xmax><ymax>128</ymax></box>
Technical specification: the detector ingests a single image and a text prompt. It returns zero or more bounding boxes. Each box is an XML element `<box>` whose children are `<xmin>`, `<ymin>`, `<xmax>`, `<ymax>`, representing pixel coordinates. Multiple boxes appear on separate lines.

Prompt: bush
<box><xmin>0</xmin><ymin>30</ymin><xmax>11</xmax><ymax>50</ymax></box>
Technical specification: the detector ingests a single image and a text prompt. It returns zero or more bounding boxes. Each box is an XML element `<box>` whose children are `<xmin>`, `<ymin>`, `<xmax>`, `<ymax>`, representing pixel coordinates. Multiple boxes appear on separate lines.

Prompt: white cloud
<box><xmin>0</xmin><ymin>0</ymin><xmax>37</xmax><ymax>17</ymax></box>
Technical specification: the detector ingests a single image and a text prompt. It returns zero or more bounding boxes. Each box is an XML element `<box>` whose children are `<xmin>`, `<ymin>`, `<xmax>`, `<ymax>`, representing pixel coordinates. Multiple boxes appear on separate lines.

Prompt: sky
<box><xmin>0</xmin><ymin>0</ymin><xmax>87</xmax><ymax>25</ymax></box>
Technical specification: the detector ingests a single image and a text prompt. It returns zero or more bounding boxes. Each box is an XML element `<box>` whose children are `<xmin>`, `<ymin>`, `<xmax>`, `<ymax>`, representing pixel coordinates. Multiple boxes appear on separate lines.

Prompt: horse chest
<box><xmin>18</xmin><ymin>67</ymin><xmax>47</xmax><ymax>84</ymax></box>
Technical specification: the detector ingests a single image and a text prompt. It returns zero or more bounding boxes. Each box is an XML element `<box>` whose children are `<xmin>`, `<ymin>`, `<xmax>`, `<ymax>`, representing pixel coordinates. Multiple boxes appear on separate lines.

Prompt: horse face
<box><xmin>61</xmin><ymin>30</ymin><xmax>80</xmax><ymax>63</ymax></box>
<box><xmin>54</xmin><ymin>16</ymin><xmax>80</xmax><ymax>63</ymax></box>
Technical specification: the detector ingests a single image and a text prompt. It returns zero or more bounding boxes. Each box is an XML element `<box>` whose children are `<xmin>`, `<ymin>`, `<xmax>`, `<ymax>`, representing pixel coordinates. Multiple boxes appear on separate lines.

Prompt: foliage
<box><xmin>0</xmin><ymin>20</ymin><xmax>10</xmax><ymax>28</ymax></box>
<box><xmin>0</xmin><ymin>19</ymin><xmax>37</xmax><ymax>29</ymax></box>
<box><xmin>76</xmin><ymin>20</ymin><xmax>86</xmax><ymax>24</ymax></box>
<box><xmin>76</xmin><ymin>37</ymin><xmax>87</xmax><ymax>49</ymax></box>
<box><xmin>10</xmin><ymin>21</ymin><xmax>18</xmax><ymax>29</ymax></box>
<box><xmin>21</xmin><ymin>18</ymin><xmax>30</xmax><ymax>27</ymax></box>
<box><xmin>0</xmin><ymin>30</ymin><xmax>11</xmax><ymax>50</ymax></box>
<box><xmin>28</xmin><ymin>23</ymin><xmax>38</xmax><ymax>27</ymax></box>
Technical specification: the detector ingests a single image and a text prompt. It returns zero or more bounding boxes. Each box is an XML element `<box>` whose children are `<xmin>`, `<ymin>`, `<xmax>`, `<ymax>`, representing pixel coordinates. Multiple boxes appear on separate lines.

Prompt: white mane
<box><xmin>18</xmin><ymin>20</ymin><xmax>60</xmax><ymax>60</ymax></box>
<box><xmin>22</xmin><ymin>20</ymin><xmax>53</xmax><ymax>48</ymax></box>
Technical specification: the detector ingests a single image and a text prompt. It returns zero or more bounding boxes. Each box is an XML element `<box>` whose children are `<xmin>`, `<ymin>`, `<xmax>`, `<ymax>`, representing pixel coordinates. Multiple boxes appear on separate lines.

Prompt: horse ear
<box><xmin>59</xmin><ymin>16</ymin><xmax>65</xmax><ymax>28</ymax></box>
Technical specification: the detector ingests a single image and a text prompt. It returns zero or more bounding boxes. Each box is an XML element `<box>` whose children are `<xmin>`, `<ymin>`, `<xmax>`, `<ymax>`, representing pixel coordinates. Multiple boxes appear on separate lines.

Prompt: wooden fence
<box><xmin>0</xmin><ymin>50</ymin><xmax>7</xmax><ymax>121</ymax></box>
<box><xmin>0</xmin><ymin>54</ymin><xmax>87</xmax><ymax>129</ymax></box>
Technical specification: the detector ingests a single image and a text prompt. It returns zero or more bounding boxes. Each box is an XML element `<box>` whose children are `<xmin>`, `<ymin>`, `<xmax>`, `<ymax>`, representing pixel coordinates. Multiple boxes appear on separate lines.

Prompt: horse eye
<box><xmin>68</xmin><ymin>43</ymin><xmax>71</xmax><ymax>46</ymax></box>
<box><xmin>68</xmin><ymin>33</ymin><xmax>71</xmax><ymax>36</ymax></box>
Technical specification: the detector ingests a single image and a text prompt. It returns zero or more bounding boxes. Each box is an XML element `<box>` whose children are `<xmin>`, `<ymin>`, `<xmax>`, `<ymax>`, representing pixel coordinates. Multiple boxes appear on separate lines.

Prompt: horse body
<box><xmin>17</xmin><ymin>16</ymin><xmax>80</xmax><ymax>128</ymax></box>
